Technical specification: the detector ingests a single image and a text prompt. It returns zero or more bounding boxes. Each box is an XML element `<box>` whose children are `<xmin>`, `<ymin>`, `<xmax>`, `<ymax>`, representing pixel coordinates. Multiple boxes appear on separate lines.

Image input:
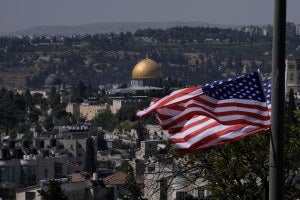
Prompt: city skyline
<box><xmin>1</xmin><ymin>0</ymin><xmax>300</xmax><ymax>32</ymax></box>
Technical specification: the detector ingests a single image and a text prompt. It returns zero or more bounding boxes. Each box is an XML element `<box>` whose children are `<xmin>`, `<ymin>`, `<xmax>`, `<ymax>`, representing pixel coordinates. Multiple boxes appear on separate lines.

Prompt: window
<box><xmin>77</xmin><ymin>153</ymin><xmax>82</xmax><ymax>157</ymax></box>
<box><xmin>290</xmin><ymin>72</ymin><xmax>294</xmax><ymax>81</ymax></box>
<box><xmin>39</xmin><ymin>141</ymin><xmax>45</xmax><ymax>148</ymax></box>
<box><xmin>54</xmin><ymin>163</ymin><xmax>63</xmax><ymax>179</ymax></box>
<box><xmin>44</xmin><ymin>169</ymin><xmax>48</xmax><ymax>178</ymax></box>
<box><xmin>198</xmin><ymin>189</ymin><xmax>205</xmax><ymax>199</ymax></box>
<box><xmin>0</xmin><ymin>166</ymin><xmax>14</xmax><ymax>182</ymax></box>
<box><xmin>160</xmin><ymin>178</ymin><xmax>168</xmax><ymax>200</ymax></box>
<box><xmin>78</xmin><ymin>144</ymin><xmax>82</xmax><ymax>148</ymax></box>
<box><xmin>25</xmin><ymin>192</ymin><xmax>35</xmax><ymax>200</ymax></box>
<box><xmin>20</xmin><ymin>166</ymin><xmax>36</xmax><ymax>187</ymax></box>
<box><xmin>176</xmin><ymin>191</ymin><xmax>187</xmax><ymax>200</ymax></box>
<box><xmin>0</xmin><ymin>189</ymin><xmax>15</xmax><ymax>200</ymax></box>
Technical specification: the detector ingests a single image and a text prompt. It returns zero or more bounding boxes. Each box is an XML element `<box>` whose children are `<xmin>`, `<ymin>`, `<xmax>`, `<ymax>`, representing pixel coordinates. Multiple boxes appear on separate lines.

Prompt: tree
<box><xmin>52</xmin><ymin>104</ymin><xmax>69</xmax><ymax>121</ymax></box>
<box><xmin>18</xmin><ymin>124</ymin><xmax>33</xmax><ymax>140</ymax></box>
<box><xmin>38</xmin><ymin>180</ymin><xmax>69</xmax><ymax>200</ymax></box>
<box><xmin>84</xmin><ymin>137</ymin><xmax>96</xmax><ymax>174</ymax></box>
<box><xmin>48</xmin><ymin>86</ymin><xmax>60</xmax><ymax>109</ymax></box>
<box><xmin>123</xmin><ymin>165</ymin><xmax>145</xmax><ymax>200</ymax></box>
<box><xmin>287</xmin><ymin>88</ymin><xmax>297</xmax><ymax>123</ymax></box>
<box><xmin>158</xmin><ymin>121</ymin><xmax>300</xmax><ymax>199</ymax></box>
<box><xmin>97</xmin><ymin>131</ymin><xmax>108</xmax><ymax>151</ymax></box>
<box><xmin>120</xmin><ymin>160</ymin><xmax>130</xmax><ymax>173</ymax></box>
<box><xmin>70</xmin><ymin>81</ymin><xmax>87</xmax><ymax>103</ymax></box>
<box><xmin>28</xmin><ymin>107</ymin><xmax>42</xmax><ymax>123</ymax></box>
<box><xmin>134</xmin><ymin>122</ymin><xmax>148</xmax><ymax>148</ymax></box>
<box><xmin>92</xmin><ymin>110</ymin><xmax>118</xmax><ymax>132</ymax></box>
<box><xmin>44</xmin><ymin>116</ymin><xmax>54</xmax><ymax>132</ymax></box>
<box><xmin>86</xmin><ymin>81</ymin><xmax>94</xmax><ymax>97</ymax></box>
<box><xmin>0</xmin><ymin>89</ymin><xmax>30</xmax><ymax>133</ymax></box>
<box><xmin>117</xmin><ymin>105</ymin><xmax>138</xmax><ymax>121</ymax></box>
<box><xmin>200</xmin><ymin>133</ymin><xmax>270</xmax><ymax>199</ymax></box>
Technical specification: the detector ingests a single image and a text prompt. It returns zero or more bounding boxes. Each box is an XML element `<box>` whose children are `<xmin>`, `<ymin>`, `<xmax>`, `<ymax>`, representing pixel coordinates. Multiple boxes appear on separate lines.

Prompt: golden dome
<box><xmin>132</xmin><ymin>58</ymin><xmax>162</xmax><ymax>79</ymax></box>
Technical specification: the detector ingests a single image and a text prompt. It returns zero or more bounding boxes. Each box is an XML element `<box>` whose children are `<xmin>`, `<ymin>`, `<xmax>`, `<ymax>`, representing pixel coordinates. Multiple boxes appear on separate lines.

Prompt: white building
<box><xmin>0</xmin><ymin>154</ymin><xmax>69</xmax><ymax>199</ymax></box>
<box><xmin>16</xmin><ymin>177</ymin><xmax>114</xmax><ymax>200</ymax></box>
<box><xmin>285</xmin><ymin>58</ymin><xmax>300</xmax><ymax>104</ymax></box>
<box><xmin>144</xmin><ymin>163</ymin><xmax>209</xmax><ymax>200</ymax></box>
<box><xmin>296</xmin><ymin>24</ymin><xmax>300</xmax><ymax>36</ymax></box>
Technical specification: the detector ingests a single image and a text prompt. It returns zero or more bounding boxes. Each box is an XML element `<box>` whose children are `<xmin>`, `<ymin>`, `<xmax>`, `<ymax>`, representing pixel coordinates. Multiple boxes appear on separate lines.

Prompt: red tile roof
<box><xmin>103</xmin><ymin>172</ymin><xmax>128</xmax><ymax>185</ymax></box>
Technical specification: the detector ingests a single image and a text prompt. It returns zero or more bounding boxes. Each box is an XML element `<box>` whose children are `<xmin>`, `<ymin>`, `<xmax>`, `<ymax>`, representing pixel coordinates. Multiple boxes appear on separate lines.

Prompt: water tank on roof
<box><xmin>61</xmin><ymin>178</ymin><xmax>68</xmax><ymax>183</ymax></box>
<box><xmin>92</xmin><ymin>173</ymin><xmax>98</xmax><ymax>181</ymax></box>
<box><xmin>39</xmin><ymin>180</ymin><xmax>48</xmax><ymax>186</ymax></box>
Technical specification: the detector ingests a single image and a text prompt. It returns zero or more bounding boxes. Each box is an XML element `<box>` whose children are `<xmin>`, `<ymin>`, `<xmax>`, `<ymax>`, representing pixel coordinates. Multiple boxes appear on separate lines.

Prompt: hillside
<box><xmin>3</xmin><ymin>21</ymin><xmax>229</xmax><ymax>36</ymax></box>
<box><xmin>2</xmin><ymin>25</ymin><xmax>299</xmax><ymax>90</ymax></box>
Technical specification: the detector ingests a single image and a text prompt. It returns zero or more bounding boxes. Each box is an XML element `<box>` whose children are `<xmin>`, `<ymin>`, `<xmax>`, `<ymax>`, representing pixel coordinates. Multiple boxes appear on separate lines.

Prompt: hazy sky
<box><xmin>1</xmin><ymin>0</ymin><xmax>300</xmax><ymax>32</ymax></box>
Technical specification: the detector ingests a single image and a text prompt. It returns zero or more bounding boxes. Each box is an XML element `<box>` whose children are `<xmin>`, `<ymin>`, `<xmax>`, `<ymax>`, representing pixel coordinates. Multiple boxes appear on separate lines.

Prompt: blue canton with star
<box><xmin>263</xmin><ymin>78</ymin><xmax>272</xmax><ymax>105</ymax></box>
<box><xmin>202</xmin><ymin>72</ymin><xmax>267</xmax><ymax>102</ymax></box>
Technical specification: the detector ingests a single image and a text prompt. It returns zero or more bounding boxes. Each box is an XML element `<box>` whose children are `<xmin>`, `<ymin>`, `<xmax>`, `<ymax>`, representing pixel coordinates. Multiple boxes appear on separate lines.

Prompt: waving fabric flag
<box><xmin>158</xmin><ymin>78</ymin><xmax>271</xmax><ymax>153</ymax></box>
<box><xmin>137</xmin><ymin>73</ymin><xmax>271</xmax><ymax>153</ymax></box>
<box><xmin>137</xmin><ymin>72</ymin><xmax>270</xmax><ymax>128</ymax></box>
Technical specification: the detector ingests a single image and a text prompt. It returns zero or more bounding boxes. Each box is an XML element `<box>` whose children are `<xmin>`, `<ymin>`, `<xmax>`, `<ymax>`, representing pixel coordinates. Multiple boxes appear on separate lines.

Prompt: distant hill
<box><xmin>3</xmin><ymin>21</ymin><xmax>231</xmax><ymax>36</ymax></box>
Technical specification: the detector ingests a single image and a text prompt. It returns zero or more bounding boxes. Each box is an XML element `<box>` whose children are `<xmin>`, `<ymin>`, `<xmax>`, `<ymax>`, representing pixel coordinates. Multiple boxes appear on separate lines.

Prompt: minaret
<box><xmin>59</xmin><ymin>83</ymin><xmax>67</xmax><ymax>104</ymax></box>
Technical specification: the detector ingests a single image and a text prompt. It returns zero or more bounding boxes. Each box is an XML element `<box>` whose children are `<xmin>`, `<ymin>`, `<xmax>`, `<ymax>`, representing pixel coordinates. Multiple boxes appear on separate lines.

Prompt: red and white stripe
<box><xmin>156</xmin><ymin>94</ymin><xmax>270</xmax><ymax>129</ymax></box>
<box><xmin>165</xmin><ymin>115</ymin><xmax>265</xmax><ymax>153</ymax></box>
<box><xmin>136</xmin><ymin>86</ymin><xmax>202</xmax><ymax>118</ymax></box>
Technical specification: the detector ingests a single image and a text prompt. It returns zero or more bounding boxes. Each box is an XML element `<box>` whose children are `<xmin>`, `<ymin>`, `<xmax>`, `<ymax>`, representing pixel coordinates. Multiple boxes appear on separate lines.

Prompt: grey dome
<box><xmin>45</xmin><ymin>74</ymin><xmax>60</xmax><ymax>87</ymax></box>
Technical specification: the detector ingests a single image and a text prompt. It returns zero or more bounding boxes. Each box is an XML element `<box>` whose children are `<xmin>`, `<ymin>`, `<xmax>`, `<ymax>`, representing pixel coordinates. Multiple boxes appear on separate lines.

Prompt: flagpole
<box><xmin>269</xmin><ymin>0</ymin><xmax>286</xmax><ymax>199</ymax></box>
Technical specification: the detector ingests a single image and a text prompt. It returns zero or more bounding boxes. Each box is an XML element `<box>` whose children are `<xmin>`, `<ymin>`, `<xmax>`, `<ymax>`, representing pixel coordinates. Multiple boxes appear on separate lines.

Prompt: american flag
<box><xmin>137</xmin><ymin>72</ymin><xmax>272</xmax><ymax>153</ymax></box>
<box><xmin>138</xmin><ymin>72</ymin><xmax>270</xmax><ymax>128</ymax></box>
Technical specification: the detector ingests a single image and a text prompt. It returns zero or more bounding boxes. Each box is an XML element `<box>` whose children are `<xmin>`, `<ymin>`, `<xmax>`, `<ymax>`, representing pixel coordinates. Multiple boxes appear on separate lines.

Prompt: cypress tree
<box><xmin>38</xmin><ymin>180</ymin><xmax>69</xmax><ymax>200</ymax></box>
<box><xmin>84</xmin><ymin>137</ymin><xmax>96</xmax><ymax>174</ymax></box>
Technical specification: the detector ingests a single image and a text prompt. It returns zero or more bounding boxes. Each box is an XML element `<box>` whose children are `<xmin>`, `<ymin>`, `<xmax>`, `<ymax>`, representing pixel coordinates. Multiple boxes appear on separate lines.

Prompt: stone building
<box><xmin>66</xmin><ymin>103</ymin><xmax>109</xmax><ymax>121</ymax></box>
<box><xmin>16</xmin><ymin>175</ymin><xmax>114</xmax><ymax>200</ymax></box>
<box><xmin>285</xmin><ymin>58</ymin><xmax>300</xmax><ymax>104</ymax></box>
<box><xmin>0</xmin><ymin>154</ymin><xmax>69</xmax><ymax>198</ymax></box>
